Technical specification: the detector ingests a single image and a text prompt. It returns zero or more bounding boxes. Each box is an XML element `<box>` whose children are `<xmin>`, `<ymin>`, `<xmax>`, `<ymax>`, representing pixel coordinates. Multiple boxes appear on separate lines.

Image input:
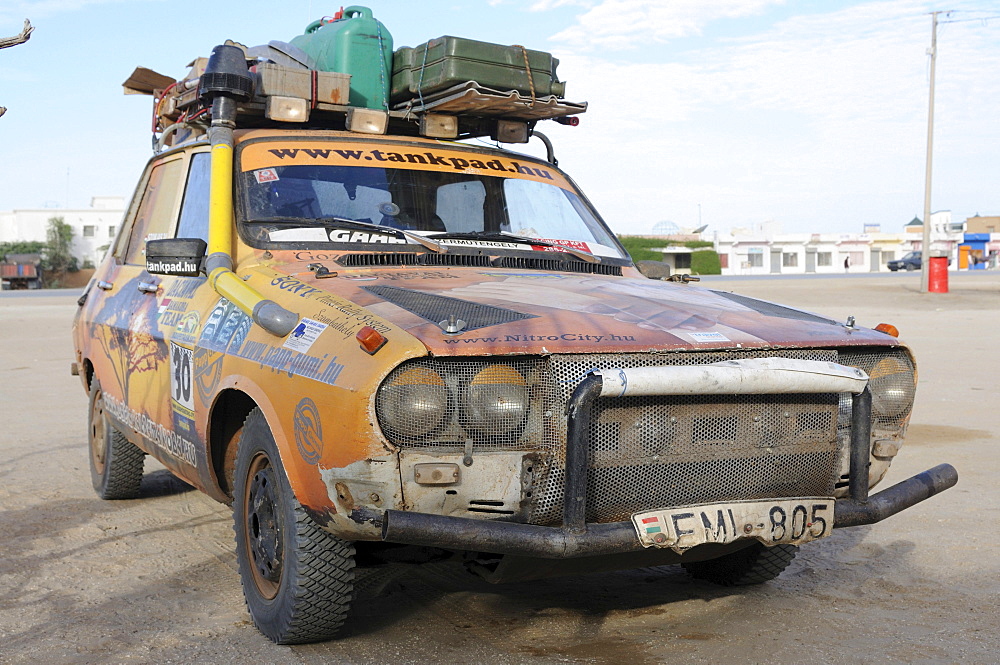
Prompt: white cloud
<box><xmin>550</xmin><ymin>0</ymin><xmax>788</xmax><ymax>49</ymax></box>
<box><xmin>530</xmin><ymin>0</ymin><xmax>593</xmax><ymax>10</ymax></box>
<box><xmin>542</xmin><ymin>1</ymin><xmax>1000</xmax><ymax>234</ymax></box>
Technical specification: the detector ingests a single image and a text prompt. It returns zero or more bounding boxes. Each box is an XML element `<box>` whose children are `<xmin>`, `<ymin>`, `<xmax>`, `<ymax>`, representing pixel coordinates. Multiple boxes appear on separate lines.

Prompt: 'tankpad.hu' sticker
<box><xmin>283</xmin><ymin>318</ymin><xmax>327</xmax><ymax>353</ymax></box>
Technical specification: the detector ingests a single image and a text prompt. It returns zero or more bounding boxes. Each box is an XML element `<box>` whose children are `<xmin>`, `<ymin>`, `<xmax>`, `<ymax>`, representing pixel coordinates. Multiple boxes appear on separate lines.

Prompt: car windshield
<box><xmin>235</xmin><ymin>140</ymin><xmax>627</xmax><ymax>260</ymax></box>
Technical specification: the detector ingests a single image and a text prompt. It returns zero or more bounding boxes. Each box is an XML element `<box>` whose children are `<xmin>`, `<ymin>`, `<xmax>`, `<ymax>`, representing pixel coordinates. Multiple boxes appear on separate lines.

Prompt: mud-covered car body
<box><xmin>73</xmin><ymin>44</ymin><xmax>956</xmax><ymax>644</ymax></box>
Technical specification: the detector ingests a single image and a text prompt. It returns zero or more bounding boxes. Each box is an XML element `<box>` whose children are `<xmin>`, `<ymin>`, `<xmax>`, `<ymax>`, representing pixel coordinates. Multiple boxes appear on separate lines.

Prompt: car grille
<box><xmin>384</xmin><ymin>348</ymin><xmax>912</xmax><ymax>526</ymax></box>
<box><xmin>531</xmin><ymin>349</ymin><xmax>842</xmax><ymax>525</ymax></box>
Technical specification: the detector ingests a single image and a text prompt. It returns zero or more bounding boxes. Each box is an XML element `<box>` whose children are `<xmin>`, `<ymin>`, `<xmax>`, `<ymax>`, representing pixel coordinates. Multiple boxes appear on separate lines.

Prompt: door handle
<box><xmin>97</xmin><ymin>280</ymin><xmax>113</xmax><ymax>290</ymax></box>
<box><xmin>137</xmin><ymin>282</ymin><xmax>159</xmax><ymax>294</ymax></box>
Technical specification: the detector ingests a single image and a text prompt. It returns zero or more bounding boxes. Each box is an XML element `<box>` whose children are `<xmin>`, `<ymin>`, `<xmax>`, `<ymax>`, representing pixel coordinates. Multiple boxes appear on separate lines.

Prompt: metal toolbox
<box><xmin>391</xmin><ymin>36</ymin><xmax>565</xmax><ymax>103</ymax></box>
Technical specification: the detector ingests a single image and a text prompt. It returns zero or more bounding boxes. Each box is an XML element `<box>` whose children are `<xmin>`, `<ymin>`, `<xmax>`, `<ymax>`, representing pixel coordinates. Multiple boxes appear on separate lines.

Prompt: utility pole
<box><xmin>920</xmin><ymin>11</ymin><xmax>943</xmax><ymax>293</ymax></box>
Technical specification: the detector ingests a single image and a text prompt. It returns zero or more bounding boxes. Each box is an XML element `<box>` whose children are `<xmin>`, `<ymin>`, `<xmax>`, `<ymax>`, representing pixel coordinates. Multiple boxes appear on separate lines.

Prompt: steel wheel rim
<box><xmin>242</xmin><ymin>451</ymin><xmax>283</xmax><ymax>600</ymax></box>
<box><xmin>90</xmin><ymin>390</ymin><xmax>107</xmax><ymax>474</ymax></box>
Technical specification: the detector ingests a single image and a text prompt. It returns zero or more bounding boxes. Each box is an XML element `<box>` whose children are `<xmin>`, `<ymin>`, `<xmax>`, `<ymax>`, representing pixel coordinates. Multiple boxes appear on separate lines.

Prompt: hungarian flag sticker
<box><xmin>640</xmin><ymin>515</ymin><xmax>662</xmax><ymax>534</ymax></box>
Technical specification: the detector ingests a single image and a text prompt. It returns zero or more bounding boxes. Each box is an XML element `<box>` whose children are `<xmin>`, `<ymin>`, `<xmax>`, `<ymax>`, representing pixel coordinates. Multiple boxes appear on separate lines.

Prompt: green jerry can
<box><xmin>290</xmin><ymin>6</ymin><xmax>393</xmax><ymax>110</ymax></box>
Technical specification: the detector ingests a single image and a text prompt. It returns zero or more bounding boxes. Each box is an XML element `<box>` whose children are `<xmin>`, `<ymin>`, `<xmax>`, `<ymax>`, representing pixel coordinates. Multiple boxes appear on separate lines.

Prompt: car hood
<box><xmin>266</xmin><ymin>262</ymin><xmax>897</xmax><ymax>356</ymax></box>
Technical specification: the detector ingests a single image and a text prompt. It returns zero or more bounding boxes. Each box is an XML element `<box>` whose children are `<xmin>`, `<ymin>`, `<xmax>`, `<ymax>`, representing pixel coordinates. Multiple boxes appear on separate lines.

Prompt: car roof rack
<box><xmin>123</xmin><ymin>40</ymin><xmax>587</xmax><ymax>153</ymax></box>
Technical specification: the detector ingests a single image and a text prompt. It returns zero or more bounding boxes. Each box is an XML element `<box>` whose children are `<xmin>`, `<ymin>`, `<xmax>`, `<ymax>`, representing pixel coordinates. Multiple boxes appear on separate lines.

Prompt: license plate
<box><xmin>632</xmin><ymin>498</ymin><xmax>834</xmax><ymax>552</ymax></box>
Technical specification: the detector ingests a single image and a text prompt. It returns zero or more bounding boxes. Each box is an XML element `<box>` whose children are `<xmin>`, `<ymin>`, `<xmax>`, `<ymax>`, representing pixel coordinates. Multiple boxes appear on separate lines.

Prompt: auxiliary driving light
<box><xmin>868</xmin><ymin>356</ymin><xmax>916</xmax><ymax>419</ymax></box>
<box><xmin>462</xmin><ymin>365</ymin><xmax>529</xmax><ymax>436</ymax></box>
<box><xmin>491</xmin><ymin>119</ymin><xmax>529</xmax><ymax>144</ymax></box>
<box><xmin>377</xmin><ymin>366</ymin><xmax>448</xmax><ymax>439</ymax></box>
<box><xmin>420</xmin><ymin>114</ymin><xmax>459</xmax><ymax>139</ymax></box>
<box><xmin>346</xmin><ymin>108</ymin><xmax>389</xmax><ymax>135</ymax></box>
<box><xmin>266</xmin><ymin>96</ymin><xmax>310</xmax><ymax>123</ymax></box>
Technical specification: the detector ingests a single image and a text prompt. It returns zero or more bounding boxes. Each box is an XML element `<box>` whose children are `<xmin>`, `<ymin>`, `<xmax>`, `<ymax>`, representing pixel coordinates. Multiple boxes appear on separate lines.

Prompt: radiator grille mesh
<box><xmin>379</xmin><ymin>347</ymin><xmax>914</xmax><ymax>526</ymax></box>
<box><xmin>532</xmin><ymin>349</ymin><xmax>841</xmax><ymax>525</ymax></box>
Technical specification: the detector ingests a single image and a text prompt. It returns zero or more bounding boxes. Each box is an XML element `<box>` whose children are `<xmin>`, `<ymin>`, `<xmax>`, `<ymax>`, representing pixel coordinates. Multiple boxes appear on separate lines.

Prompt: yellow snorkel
<box><xmin>200</xmin><ymin>44</ymin><xmax>298</xmax><ymax>337</ymax></box>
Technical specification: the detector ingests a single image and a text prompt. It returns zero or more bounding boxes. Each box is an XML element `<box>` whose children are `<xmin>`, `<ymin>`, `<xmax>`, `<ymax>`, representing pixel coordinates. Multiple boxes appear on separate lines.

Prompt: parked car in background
<box><xmin>887</xmin><ymin>251</ymin><xmax>952</xmax><ymax>272</ymax></box>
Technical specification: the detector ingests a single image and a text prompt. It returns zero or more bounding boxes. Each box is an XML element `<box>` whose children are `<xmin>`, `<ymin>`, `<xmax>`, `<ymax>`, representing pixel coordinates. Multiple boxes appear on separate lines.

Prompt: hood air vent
<box><xmin>336</xmin><ymin>252</ymin><xmax>621</xmax><ymax>275</ymax></box>
<box><xmin>492</xmin><ymin>255</ymin><xmax>622</xmax><ymax>276</ymax></box>
<box><xmin>363</xmin><ymin>285</ymin><xmax>537</xmax><ymax>332</ymax></box>
<box><xmin>337</xmin><ymin>253</ymin><xmax>492</xmax><ymax>268</ymax></box>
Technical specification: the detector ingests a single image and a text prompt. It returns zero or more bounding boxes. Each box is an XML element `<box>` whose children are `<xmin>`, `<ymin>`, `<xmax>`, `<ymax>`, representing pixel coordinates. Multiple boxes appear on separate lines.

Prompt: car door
<box><xmin>158</xmin><ymin>151</ymin><xmax>212</xmax><ymax>465</ymax></box>
<box><xmin>87</xmin><ymin>150</ymin><xmax>212</xmax><ymax>481</ymax></box>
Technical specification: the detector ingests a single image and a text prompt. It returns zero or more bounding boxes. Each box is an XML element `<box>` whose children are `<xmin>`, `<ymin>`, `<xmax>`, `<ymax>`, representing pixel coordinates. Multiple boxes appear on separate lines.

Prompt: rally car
<box><xmin>73</xmin><ymin>35</ymin><xmax>957</xmax><ymax>645</ymax></box>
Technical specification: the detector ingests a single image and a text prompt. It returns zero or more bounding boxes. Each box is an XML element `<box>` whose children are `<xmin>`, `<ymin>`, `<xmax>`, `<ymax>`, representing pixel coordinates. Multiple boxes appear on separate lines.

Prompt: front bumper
<box><xmin>381</xmin><ymin>361</ymin><xmax>958</xmax><ymax>558</ymax></box>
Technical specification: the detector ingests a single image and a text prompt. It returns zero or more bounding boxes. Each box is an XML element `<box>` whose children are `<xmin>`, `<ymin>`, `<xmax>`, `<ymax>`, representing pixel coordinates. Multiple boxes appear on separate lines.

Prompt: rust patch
<box><xmin>335</xmin><ymin>481</ymin><xmax>355</xmax><ymax>510</ymax></box>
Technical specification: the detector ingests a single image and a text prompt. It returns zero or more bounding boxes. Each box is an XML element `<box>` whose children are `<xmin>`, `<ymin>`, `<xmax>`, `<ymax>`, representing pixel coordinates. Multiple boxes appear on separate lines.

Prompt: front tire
<box><xmin>88</xmin><ymin>379</ymin><xmax>144</xmax><ymax>499</ymax></box>
<box><xmin>682</xmin><ymin>542</ymin><xmax>798</xmax><ymax>586</ymax></box>
<box><xmin>233</xmin><ymin>408</ymin><xmax>355</xmax><ymax>644</ymax></box>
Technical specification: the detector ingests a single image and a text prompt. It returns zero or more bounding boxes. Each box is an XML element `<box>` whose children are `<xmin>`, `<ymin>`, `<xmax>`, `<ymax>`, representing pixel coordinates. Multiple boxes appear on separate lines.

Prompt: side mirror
<box><xmin>146</xmin><ymin>238</ymin><xmax>207</xmax><ymax>277</ymax></box>
<box><xmin>635</xmin><ymin>260</ymin><xmax>672</xmax><ymax>280</ymax></box>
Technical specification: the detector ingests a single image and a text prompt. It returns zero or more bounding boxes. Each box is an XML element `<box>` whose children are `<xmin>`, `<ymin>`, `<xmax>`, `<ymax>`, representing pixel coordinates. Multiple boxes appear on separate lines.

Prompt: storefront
<box><xmin>959</xmin><ymin>233</ymin><xmax>990</xmax><ymax>270</ymax></box>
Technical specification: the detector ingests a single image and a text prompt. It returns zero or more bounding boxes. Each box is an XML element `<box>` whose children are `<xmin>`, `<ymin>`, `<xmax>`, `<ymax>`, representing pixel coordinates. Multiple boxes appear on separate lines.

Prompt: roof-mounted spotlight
<box><xmin>346</xmin><ymin>108</ymin><xmax>389</xmax><ymax>135</ymax></box>
<box><xmin>420</xmin><ymin>114</ymin><xmax>458</xmax><ymax>139</ymax></box>
<box><xmin>491</xmin><ymin>119</ymin><xmax>529</xmax><ymax>144</ymax></box>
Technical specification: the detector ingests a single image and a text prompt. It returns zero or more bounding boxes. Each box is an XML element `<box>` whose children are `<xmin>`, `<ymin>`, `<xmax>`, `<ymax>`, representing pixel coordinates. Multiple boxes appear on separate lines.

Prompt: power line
<box><xmin>941</xmin><ymin>15</ymin><xmax>1000</xmax><ymax>23</ymax></box>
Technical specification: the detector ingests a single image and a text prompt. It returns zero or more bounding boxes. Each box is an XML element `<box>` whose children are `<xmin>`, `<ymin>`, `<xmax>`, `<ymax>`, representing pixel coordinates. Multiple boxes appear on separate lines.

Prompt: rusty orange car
<box><xmin>73</xmin><ymin>39</ymin><xmax>957</xmax><ymax>644</ymax></box>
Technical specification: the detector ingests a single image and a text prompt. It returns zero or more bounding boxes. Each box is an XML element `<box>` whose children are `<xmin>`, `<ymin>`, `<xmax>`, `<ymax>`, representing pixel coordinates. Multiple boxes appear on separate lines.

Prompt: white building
<box><xmin>714</xmin><ymin>212</ymin><xmax>964</xmax><ymax>276</ymax></box>
<box><xmin>0</xmin><ymin>197</ymin><xmax>126</xmax><ymax>267</ymax></box>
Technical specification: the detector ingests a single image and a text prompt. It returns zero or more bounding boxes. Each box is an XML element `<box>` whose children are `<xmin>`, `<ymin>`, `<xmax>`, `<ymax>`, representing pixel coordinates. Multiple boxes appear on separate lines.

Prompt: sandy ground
<box><xmin>0</xmin><ymin>272</ymin><xmax>997</xmax><ymax>665</ymax></box>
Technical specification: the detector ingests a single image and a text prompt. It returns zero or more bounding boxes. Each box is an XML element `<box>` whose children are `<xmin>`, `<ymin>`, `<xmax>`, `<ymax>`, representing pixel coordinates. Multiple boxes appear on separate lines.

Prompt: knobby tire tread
<box><xmin>90</xmin><ymin>379</ymin><xmax>144</xmax><ymax>500</ymax></box>
<box><xmin>278</xmin><ymin>508</ymin><xmax>355</xmax><ymax>643</ymax></box>
<box><xmin>100</xmin><ymin>429</ymin><xmax>145</xmax><ymax>500</ymax></box>
<box><xmin>235</xmin><ymin>408</ymin><xmax>355</xmax><ymax>645</ymax></box>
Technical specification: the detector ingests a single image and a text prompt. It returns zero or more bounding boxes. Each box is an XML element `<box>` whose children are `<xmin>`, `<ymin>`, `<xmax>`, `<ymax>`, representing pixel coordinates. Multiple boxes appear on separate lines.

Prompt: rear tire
<box><xmin>682</xmin><ymin>542</ymin><xmax>798</xmax><ymax>586</ymax></box>
<box><xmin>233</xmin><ymin>408</ymin><xmax>355</xmax><ymax>644</ymax></box>
<box><xmin>88</xmin><ymin>379</ymin><xmax>144</xmax><ymax>499</ymax></box>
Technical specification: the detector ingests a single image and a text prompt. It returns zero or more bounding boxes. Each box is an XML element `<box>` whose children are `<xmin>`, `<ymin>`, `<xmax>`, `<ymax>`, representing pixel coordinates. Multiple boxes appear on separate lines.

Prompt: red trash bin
<box><xmin>928</xmin><ymin>251</ymin><xmax>949</xmax><ymax>293</ymax></box>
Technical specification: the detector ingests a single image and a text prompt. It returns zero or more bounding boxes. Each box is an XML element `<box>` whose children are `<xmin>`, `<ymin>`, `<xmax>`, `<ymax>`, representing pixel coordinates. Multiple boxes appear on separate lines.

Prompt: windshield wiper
<box><xmin>246</xmin><ymin>216</ymin><xmax>446</xmax><ymax>254</ymax></box>
<box><xmin>429</xmin><ymin>231</ymin><xmax>599</xmax><ymax>263</ymax></box>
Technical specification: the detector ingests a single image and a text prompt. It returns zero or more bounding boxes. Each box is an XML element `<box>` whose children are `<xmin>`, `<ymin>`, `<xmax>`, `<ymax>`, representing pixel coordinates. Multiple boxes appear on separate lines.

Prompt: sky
<box><xmin>1</xmin><ymin>0</ymin><xmax>998</xmax><ymax>237</ymax></box>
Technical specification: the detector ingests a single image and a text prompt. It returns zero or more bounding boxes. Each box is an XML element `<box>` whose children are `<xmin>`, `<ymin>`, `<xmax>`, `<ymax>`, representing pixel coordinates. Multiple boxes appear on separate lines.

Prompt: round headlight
<box><xmin>377</xmin><ymin>366</ymin><xmax>448</xmax><ymax>439</ymax></box>
<box><xmin>868</xmin><ymin>355</ymin><xmax>915</xmax><ymax>419</ymax></box>
<box><xmin>462</xmin><ymin>365</ymin><xmax>528</xmax><ymax>436</ymax></box>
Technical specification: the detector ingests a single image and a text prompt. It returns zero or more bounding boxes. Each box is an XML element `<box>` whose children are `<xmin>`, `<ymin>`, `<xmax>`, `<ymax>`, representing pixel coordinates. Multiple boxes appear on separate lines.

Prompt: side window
<box><xmin>123</xmin><ymin>159</ymin><xmax>184</xmax><ymax>265</ymax></box>
<box><xmin>176</xmin><ymin>152</ymin><xmax>211</xmax><ymax>242</ymax></box>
